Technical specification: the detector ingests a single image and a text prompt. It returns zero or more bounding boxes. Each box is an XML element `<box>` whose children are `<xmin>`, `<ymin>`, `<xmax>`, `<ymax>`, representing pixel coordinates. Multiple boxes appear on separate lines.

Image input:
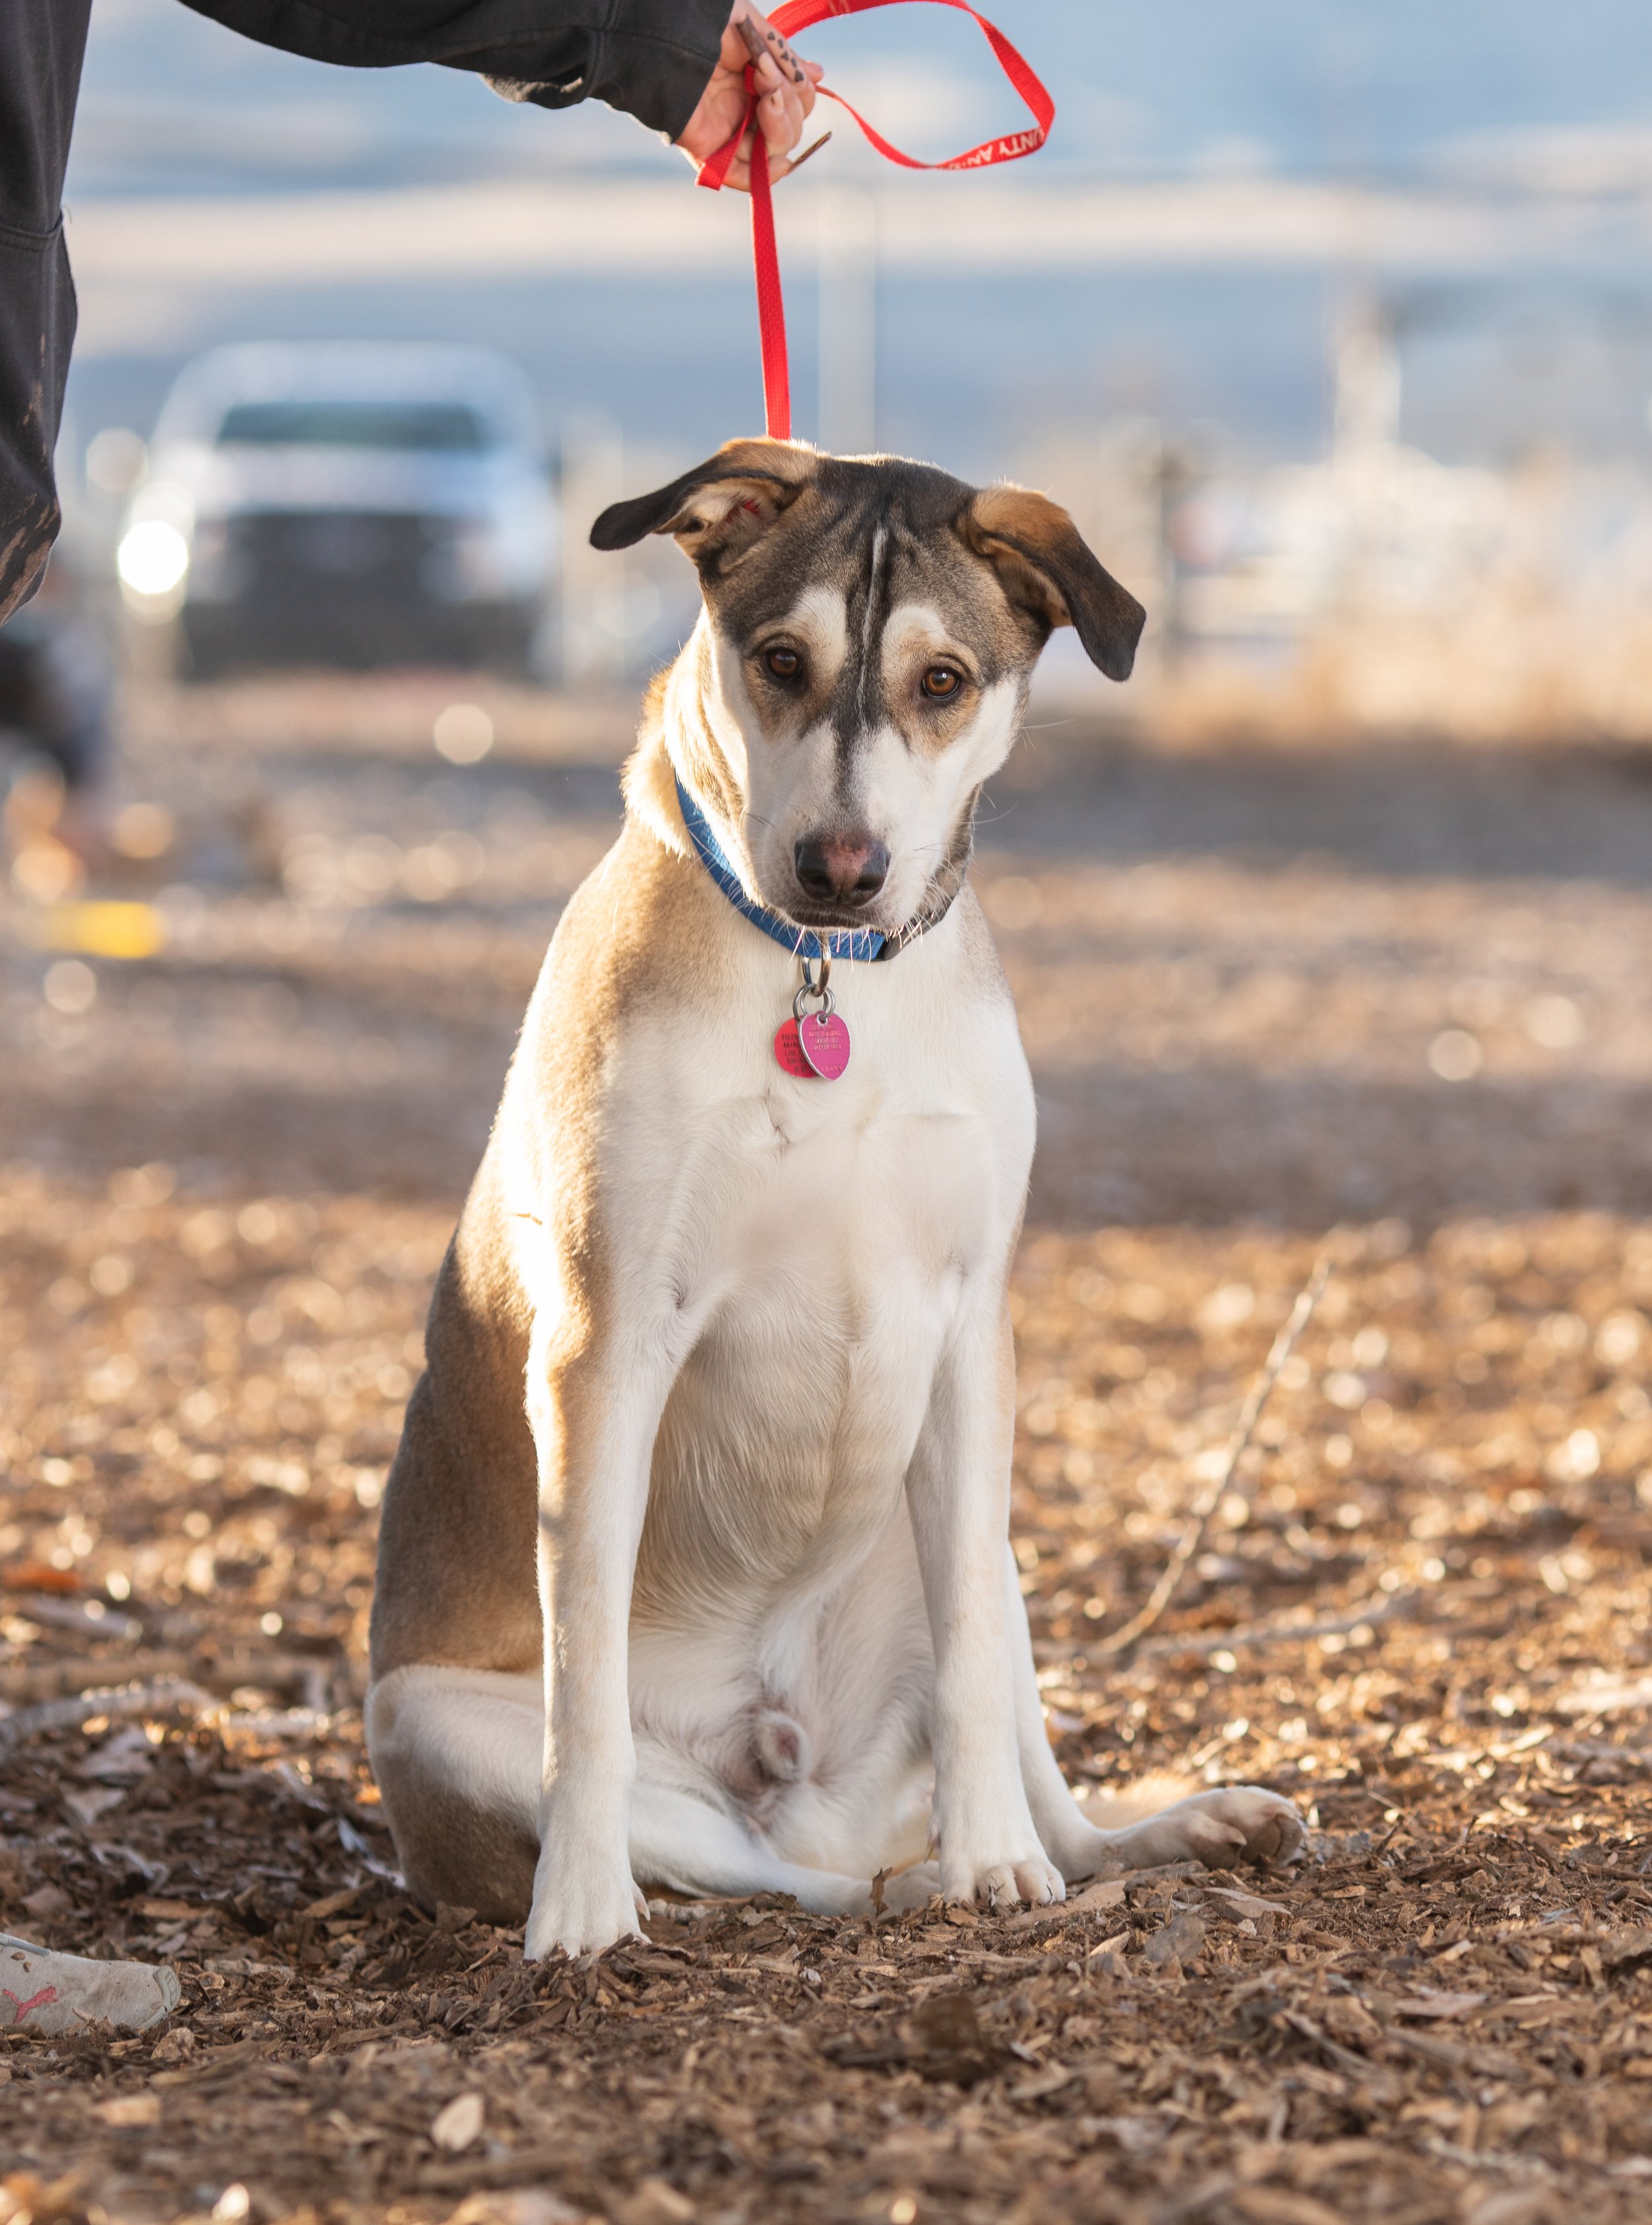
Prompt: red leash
<box><xmin>697</xmin><ymin>0</ymin><xmax>1055</xmax><ymax>441</ymax></box>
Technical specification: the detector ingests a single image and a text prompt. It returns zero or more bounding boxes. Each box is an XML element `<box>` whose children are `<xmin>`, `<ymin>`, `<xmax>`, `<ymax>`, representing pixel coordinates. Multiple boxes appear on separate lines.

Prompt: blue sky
<box><xmin>70</xmin><ymin>0</ymin><xmax>1652</xmax><ymax>193</ymax></box>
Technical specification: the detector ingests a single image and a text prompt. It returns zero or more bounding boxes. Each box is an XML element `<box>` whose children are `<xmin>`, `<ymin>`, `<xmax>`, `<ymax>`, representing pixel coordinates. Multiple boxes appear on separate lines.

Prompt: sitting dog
<box><xmin>366</xmin><ymin>439</ymin><xmax>1303</xmax><ymax>1957</ymax></box>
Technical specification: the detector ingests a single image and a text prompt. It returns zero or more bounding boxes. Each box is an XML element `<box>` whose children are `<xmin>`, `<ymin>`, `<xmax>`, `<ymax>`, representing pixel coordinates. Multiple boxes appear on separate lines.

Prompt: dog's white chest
<box><xmin>627</xmin><ymin>951</ymin><xmax>1033</xmax><ymax>1616</ymax></box>
<box><xmin>706</xmin><ymin>1089</ymin><xmax>995</xmax><ymax>1371</ymax></box>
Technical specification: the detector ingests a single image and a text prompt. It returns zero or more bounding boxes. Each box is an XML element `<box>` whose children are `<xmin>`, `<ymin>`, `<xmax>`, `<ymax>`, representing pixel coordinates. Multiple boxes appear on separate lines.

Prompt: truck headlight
<box><xmin>117</xmin><ymin>520</ymin><xmax>191</xmax><ymax>599</ymax></box>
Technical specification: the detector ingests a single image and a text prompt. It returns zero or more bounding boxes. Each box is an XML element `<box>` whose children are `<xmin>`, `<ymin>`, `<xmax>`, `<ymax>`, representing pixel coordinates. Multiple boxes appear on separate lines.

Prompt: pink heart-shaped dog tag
<box><xmin>798</xmin><ymin>1009</ymin><xmax>852</xmax><ymax>1080</ymax></box>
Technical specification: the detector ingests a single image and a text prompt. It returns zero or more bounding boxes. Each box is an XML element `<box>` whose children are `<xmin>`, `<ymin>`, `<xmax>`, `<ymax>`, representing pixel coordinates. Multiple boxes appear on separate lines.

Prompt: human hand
<box><xmin>677</xmin><ymin>2</ymin><xmax>827</xmax><ymax>190</ymax></box>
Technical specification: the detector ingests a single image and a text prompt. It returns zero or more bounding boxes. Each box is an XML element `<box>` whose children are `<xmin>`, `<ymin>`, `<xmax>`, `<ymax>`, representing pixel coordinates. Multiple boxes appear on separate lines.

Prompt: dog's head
<box><xmin>592</xmin><ymin>440</ymin><xmax>1145</xmax><ymax>937</ymax></box>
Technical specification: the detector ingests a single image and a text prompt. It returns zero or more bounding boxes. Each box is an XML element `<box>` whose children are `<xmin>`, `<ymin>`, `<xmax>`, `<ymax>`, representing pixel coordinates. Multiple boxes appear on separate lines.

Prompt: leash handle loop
<box><xmin>773</xmin><ymin>0</ymin><xmax>1055</xmax><ymax>174</ymax></box>
<box><xmin>697</xmin><ymin>0</ymin><xmax>1054</xmax><ymax>440</ymax></box>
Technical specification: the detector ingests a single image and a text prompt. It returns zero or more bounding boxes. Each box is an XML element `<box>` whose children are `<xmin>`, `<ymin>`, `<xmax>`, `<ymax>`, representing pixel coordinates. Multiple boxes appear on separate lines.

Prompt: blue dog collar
<box><xmin>673</xmin><ymin>774</ymin><xmax>888</xmax><ymax>964</ymax></box>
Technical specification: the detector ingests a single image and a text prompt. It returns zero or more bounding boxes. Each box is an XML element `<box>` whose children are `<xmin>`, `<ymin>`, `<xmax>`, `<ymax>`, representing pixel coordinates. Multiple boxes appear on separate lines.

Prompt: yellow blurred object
<box><xmin>33</xmin><ymin>901</ymin><xmax>167</xmax><ymax>960</ymax></box>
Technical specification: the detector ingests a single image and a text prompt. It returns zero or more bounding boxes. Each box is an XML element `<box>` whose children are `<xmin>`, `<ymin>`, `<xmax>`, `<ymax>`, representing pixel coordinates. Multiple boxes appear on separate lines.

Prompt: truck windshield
<box><xmin>215</xmin><ymin>401</ymin><xmax>491</xmax><ymax>452</ymax></box>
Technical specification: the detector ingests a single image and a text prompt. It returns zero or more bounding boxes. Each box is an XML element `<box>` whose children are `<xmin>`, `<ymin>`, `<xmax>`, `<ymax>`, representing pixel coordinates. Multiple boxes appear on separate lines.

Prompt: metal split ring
<box><xmin>798</xmin><ymin>944</ymin><xmax>833</xmax><ymax>998</ymax></box>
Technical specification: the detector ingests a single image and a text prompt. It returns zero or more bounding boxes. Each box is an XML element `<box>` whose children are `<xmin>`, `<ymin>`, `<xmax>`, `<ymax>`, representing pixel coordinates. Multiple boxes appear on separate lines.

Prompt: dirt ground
<box><xmin>3</xmin><ymin>678</ymin><xmax>1652</xmax><ymax>2225</ymax></box>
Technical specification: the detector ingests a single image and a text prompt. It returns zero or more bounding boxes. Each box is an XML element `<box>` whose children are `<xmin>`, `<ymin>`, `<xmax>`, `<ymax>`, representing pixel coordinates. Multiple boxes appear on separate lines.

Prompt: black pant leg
<box><xmin>0</xmin><ymin>0</ymin><xmax>93</xmax><ymax>624</ymax></box>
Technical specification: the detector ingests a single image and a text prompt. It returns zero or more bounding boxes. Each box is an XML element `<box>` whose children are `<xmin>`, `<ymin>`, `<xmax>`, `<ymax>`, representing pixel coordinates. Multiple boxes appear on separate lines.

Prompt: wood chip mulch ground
<box><xmin>3</xmin><ymin>1169</ymin><xmax>1652</xmax><ymax>2225</ymax></box>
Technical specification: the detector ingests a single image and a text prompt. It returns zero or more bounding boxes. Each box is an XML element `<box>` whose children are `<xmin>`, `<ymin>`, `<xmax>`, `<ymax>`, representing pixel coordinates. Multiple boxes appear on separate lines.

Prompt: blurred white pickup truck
<box><xmin>117</xmin><ymin>342</ymin><xmax>555</xmax><ymax>677</ymax></box>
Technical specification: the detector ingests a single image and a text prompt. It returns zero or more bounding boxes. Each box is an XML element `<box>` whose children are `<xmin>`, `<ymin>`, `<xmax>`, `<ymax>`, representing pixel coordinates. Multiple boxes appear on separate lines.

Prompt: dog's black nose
<box><xmin>794</xmin><ymin>833</ymin><xmax>889</xmax><ymax>906</ymax></box>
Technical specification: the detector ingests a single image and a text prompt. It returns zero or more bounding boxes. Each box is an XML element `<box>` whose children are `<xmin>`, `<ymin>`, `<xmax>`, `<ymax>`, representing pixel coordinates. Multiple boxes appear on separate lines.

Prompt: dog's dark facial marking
<box><xmin>594</xmin><ymin>440</ymin><xmax>1145</xmax><ymax>932</ymax></box>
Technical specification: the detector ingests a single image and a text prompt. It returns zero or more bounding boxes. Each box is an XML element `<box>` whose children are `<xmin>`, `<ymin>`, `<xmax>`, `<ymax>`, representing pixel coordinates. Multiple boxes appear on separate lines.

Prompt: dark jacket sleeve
<box><xmin>0</xmin><ymin>0</ymin><xmax>91</xmax><ymax>624</ymax></box>
<box><xmin>178</xmin><ymin>0</ymin><xmax>730</xmax><ymax>140</ymax></box>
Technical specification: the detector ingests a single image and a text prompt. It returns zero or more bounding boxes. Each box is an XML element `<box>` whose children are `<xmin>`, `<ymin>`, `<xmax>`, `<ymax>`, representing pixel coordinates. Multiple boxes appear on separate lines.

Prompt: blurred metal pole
<box><xmin>816</xmin><ymin>188</ymin><xmax>877</xmax><ymax>455</ymax></box>
<box><xmin>558</xmin><ymin>415</ymin><xmax>626</xmax><ymax>687</ymax></box>
<box><xmin>1153</xmin><ymin>435</ymin><xmax>1190</xmax><ymax>678</ymax></box>
<box><xmin>1333</xmin><ymin>287</ymin><xmax>1400</xmax><ymax>457</ymax></box>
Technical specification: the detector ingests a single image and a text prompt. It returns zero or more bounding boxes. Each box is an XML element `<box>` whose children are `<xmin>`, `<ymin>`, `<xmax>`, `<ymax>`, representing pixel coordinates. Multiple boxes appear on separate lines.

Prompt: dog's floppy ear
<box><xmin>963</xmin><ymin>484</ymin><xmax>1146</xmax><ymax>681</ymax></box>
<box><xmin>589</xmin><ymin>438</ymin><xmax>816</xmax><ymax>566</ymax></box>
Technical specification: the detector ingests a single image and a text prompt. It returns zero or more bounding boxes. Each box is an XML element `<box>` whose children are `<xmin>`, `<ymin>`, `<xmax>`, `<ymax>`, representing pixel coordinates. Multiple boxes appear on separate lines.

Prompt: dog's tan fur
<box><xmin>366</xmin><ymin>442</ymin><xmax>1303</xmax><ymax>1955</ymax></box>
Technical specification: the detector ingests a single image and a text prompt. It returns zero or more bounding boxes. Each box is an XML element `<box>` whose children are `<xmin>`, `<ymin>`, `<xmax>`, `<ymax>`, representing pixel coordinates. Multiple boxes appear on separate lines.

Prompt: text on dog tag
<box><xmin>773</xmin><ymin>1019</ymin><xmax>814</xmax><ymax>1078</ymax></box>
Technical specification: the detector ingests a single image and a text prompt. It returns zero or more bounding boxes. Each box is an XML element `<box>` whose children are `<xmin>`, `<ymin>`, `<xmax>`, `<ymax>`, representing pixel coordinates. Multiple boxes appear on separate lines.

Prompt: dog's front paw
<box><xmin>1139</xmin><ymin>1786</ymin><xmax>1304</xmax><ymax>1870</ymax></box>
<box><xmin>942</xmin><ymin>1849</ymin><xmax>1066</xmax><ymax>1912</ymax></box>
<box><xmin>524</xmin><ymin>1847</ymin><xmax>647</xmax><ymax>1961</ymax></box>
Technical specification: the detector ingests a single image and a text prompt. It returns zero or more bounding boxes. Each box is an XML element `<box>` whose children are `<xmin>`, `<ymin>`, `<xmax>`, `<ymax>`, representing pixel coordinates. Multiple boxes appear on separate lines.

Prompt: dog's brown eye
<box><xmin>765</xmin><ymin>646</ymin><xmax>802</xmax><ymax>680</ymax></box>
<box><xmin>921</xmin><ymin>665</ymin><xmax>961</xmax><ymax>699</ymax></box>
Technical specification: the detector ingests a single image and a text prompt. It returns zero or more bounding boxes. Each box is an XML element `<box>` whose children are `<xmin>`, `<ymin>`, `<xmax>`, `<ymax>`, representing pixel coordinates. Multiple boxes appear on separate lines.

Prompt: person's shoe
<box><xmin>0</xmin><ymin>1934</ymin><xmax>180</xmax><ymax>2034</ymax></box>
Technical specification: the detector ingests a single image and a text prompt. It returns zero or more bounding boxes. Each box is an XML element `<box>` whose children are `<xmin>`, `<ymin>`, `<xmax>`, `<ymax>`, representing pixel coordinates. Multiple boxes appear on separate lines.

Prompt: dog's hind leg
<box><xmin>636</xmin><ymin>1784</ymin><xmax>945</xmax><ymax>1916</ymax></box>
<box><xmin>367</xmin><ymin>1664</ymin><xmax>543</xmax><ymax>1923</ymax></box>
<box><xmin>628</xmin><ymin>1774</ymin><xmax>901</xmax><ymax>1916</ymax></box>
<box><xmin>370</xmin><ymin>1667</ymin><xmax>921</xmax><ymax>1926</ymax></box>
<box><xmin>1004</xmin><ymin>1552</ymin><xmax>1306</xmax><ymax>1877</ymax></box>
